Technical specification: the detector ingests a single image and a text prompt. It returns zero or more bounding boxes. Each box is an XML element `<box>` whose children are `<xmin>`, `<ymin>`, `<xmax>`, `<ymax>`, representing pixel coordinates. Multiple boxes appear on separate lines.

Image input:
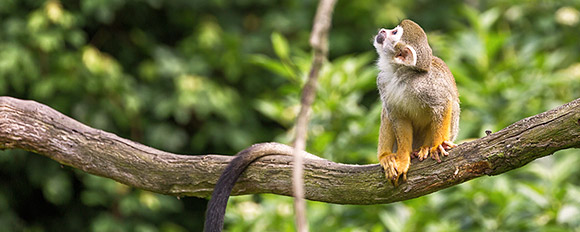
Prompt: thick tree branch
<box><xmin>1</xmin><ymin>96</ymin><xmax>579</xmax><ymax>204</ymax></box>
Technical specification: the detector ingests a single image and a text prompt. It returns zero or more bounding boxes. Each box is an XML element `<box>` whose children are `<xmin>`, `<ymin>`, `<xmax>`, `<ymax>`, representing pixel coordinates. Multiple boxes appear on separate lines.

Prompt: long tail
<box><xmin>204</xmin><ymin>143</ymin><xmax>306</xmax><ymax>232</ymax></box>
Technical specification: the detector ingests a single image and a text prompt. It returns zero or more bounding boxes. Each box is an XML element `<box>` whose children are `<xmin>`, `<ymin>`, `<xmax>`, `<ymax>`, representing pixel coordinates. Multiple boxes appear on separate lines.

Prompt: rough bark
<box><xmin>1</xmin><ymin>96</ymin><xmax>579</xmax><ymax>205</ymax></box>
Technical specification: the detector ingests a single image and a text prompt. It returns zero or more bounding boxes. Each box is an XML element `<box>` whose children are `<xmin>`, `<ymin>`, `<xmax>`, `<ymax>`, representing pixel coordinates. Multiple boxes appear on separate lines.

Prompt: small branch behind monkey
<box><xmin>292</xmin><ymin>0</ymin><xmax>337</xmax><ymax>231</ymax></box>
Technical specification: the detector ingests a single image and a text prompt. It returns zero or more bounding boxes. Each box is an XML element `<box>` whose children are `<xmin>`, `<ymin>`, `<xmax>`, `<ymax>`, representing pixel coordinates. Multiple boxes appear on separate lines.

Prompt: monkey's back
<box><xmin>428</xmin><ymin>56</ymin><xmax>460</xmax><ymax>141</ymax></box>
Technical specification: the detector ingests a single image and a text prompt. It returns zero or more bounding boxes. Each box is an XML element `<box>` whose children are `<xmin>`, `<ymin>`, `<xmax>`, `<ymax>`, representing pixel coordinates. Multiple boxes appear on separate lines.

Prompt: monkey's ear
<box><xmin>393</xmin><ymin>43</ymin><xmax>417</xmax><ymax>67</ymax></box>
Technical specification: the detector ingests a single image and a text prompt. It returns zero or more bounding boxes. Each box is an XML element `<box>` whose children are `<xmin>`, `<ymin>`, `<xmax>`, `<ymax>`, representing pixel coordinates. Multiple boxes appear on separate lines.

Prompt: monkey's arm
<box><xmin>378</xmin><ymin>107</ymin><xmax>395</xmax><ymax>158</ymax></box>
<box><xmin>378</xmin><ymin>110</ymin><xmax>413</xmax><ymax>186</ymax></box>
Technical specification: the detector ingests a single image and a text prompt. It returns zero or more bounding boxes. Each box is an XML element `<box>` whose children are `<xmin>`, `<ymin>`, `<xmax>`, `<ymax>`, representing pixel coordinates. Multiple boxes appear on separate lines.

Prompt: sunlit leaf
<box><xmin>271</xmin><ymin>32</ymin><xmax>290</xmax><ymax>60</ymax></box>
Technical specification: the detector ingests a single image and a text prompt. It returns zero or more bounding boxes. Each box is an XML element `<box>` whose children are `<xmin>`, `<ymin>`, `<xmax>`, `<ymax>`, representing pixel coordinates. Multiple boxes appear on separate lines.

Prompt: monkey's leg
<box><xmin>378</xmin><ymin>108</ymin><xmax>395</xmax><ymax>160</ymax></box>
<box><xmin>380</xmin><ymin>117</ymin><xmax>412</xmax><ymax>186</ymax></box>
<box><xmin>429</xmin><ymin>100</ymin><xmax>455</xmax><ymax>162</ymax></box>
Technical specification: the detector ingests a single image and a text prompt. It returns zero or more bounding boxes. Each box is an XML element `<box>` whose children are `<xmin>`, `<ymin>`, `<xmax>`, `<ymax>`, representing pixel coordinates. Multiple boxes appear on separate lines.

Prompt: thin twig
<box><xmin>292</xmin><ymin>0</ymin><xmax>337</xmax><ymax>231</ymax></box>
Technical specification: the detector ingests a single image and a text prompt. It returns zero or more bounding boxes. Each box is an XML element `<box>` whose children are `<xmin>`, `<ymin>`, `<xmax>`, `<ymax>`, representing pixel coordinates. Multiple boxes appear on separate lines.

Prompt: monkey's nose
<box><xmin>376</xmin><ymin>29</ymin><xmax>386</xmax><ymax>44</ymax></box>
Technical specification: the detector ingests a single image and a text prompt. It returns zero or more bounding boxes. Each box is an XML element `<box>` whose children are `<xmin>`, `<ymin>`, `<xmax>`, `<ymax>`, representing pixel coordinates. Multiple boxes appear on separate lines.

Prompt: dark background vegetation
<box><xmin>1</xmin><ymin>0</ymin><xmax>580</xmax><ymax>231</ymax></box>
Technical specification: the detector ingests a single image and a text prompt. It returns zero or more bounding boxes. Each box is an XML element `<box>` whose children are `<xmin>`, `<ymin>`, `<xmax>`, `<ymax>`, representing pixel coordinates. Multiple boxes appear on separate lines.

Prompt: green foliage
<box><xmin>1</xmin><ymin>0</ymin><xmax>579</xmax><ymax>231</ymax></box>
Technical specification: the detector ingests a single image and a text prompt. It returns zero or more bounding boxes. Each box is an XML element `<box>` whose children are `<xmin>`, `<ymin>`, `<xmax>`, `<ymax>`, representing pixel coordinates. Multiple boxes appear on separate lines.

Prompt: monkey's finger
<box><xmin>417</xmin><ymin>147</ymin><xmax>429</xmax><ymax>161</ymax></box>
<box><xmin>442</xmin><ymin>141</ymin><xmax>457</xmax><ymax>150</ymax></box>
<box><xmin>389</xmin><ymin>168</ymin><xmax>398</xmax><ymax>181</ymax></box>
<box><xmin>432</xmin><ymin>151</ymin><xmax>441</xmax><ymax>163</ymax></box>
<box><xmin>382</xmin><ymin>165</ymin><xmax>391</xmax><ymax>179</ymax></box>
<box><xmin>438</xmin><ymin>145</ymin><xmax>450</xmax><ymax>157</ymax></box>
<box><xmin>391</xmin><ymin>175</ymin><xmax>399</xmax><ymax>187</ymax></box>
<box><xmin>387</xmin><ymin>159</ymin><xmax>396</xmax><ymax>175</ymax></box>
<box><xmin>385</xmin><ymin>168</ymin><xmax>394</xmax><ymax>179</ymax></box>
<box><xmin>411</xmin><ymin>151</ymin><xmax>418</xmax><ymax>159</ymax></box>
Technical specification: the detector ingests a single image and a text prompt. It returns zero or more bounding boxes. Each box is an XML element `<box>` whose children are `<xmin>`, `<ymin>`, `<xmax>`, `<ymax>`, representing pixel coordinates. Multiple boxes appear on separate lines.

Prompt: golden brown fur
<box><xmin>373</xmin><ymin>19</ymin><xmax>460</xmax><ymax>185</ymax></box>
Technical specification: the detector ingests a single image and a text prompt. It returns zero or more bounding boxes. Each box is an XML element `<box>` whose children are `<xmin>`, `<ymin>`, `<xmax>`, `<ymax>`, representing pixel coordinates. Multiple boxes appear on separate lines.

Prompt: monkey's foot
<box><xmin>428</xmin><ymin>141</ymin><xmax>456</xmax><ymax>163</ymax></box>
<box><xmin>413</xmin><ymin>146</ymin><xmax>430</xmax><ymax>161</ymax></box>
<box><xmin>379</xmin><ymin>152</ymin><xmax>410</xmax><ymax>187</ymax></box>
<box><xmin>441</xmin><ymin>141</ymin><xmax>457</xmax><ymax>150</ymax></box>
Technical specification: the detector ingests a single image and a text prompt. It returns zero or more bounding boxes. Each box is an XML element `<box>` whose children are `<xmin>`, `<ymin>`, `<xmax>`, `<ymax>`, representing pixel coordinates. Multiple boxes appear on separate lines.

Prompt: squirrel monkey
<box><xmin>204</xmin><ymin>19</ymin><xmax>459</xmax><ymax>231</ymax></box>
<box><xmin>373</xmin><ymin>19</ymin><xmax>460</xmax><ymax>186</ymax></box>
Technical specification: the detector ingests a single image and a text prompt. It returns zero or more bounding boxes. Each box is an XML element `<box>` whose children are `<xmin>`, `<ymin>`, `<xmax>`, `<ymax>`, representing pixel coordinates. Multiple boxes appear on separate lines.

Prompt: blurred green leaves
<box><xmin>438</xmin><ymin>4</ymin><xmax>580</xmax><ymax>138</ymax></box>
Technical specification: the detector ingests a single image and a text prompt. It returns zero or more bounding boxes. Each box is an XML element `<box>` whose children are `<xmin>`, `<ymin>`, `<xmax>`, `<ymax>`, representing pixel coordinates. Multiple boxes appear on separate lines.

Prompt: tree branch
<box><xmin>1</xmin><ymin>96</ymin><xmax>579</xmax><ymax>204</ymax></box>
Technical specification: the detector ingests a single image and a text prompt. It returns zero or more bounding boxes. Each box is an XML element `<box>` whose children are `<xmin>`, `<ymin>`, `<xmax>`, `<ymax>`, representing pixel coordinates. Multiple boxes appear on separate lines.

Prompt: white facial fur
<box><xmin>373</xmin><ymin>25</ymin><xmax>403</xmax><ymax>54</ymax></box>
<box><xmin>374</xmin><ymin>25</ymin><xmax>418</xmax><ymax>70</ymax></box>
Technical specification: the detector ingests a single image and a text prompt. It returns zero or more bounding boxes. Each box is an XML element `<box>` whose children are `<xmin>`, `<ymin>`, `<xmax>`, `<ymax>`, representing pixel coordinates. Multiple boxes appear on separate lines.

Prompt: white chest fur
<box><xmin>377</xmin><ymin>65</ymin><xmax>429</xmax><ymax>124</ymax></box>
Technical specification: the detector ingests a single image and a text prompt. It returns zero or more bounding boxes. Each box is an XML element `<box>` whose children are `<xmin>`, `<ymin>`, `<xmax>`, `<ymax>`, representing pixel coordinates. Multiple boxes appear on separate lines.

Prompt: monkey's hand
<box><xmin>378</xmin><ymin>152</ymin><xmax>410</xmax><ymax>186</ymax></box>
<box><xmin>414</xmin><ymin>141</ymin><xmax>456</xmax><ymax>163</ymax></box>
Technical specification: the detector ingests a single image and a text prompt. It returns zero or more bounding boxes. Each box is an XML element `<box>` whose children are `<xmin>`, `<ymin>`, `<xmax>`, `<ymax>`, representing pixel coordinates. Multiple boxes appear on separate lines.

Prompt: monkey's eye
<box><xmin>392</xmin><ymin>29</ymin><xmax>398</xmax><ymax>35</ymax></box>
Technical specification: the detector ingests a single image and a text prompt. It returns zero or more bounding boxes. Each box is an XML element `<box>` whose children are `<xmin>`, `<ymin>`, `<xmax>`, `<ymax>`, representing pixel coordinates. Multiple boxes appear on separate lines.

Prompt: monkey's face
<box><xmin>373</xmin><ymin>25</ymin><xmax>403</xmax><ymax>55</ymax></box>
<box><xmin>375</xmin><ymin>19</ymin><xmax>432</xmax><ymax>72</ymax></box>
<box><xmin>374</xmin><ymin>25</ymin><xmax>417</xmax><ymax>68</ymax></box>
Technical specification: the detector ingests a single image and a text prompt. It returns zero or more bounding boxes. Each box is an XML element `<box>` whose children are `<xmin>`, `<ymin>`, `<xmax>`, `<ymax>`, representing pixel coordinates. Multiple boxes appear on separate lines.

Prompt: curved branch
<box><xmin>1</xmin><ymin>96</ymin><xmax>579</xmax><ymax>204</ymax></box>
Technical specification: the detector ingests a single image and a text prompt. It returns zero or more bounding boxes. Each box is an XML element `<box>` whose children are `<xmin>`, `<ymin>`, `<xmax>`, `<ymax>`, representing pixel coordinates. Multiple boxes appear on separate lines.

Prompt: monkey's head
<box><xmin>374</xmin><ymin>19</ymin><xmax>432</xmax><ymax>72</ymax></box>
